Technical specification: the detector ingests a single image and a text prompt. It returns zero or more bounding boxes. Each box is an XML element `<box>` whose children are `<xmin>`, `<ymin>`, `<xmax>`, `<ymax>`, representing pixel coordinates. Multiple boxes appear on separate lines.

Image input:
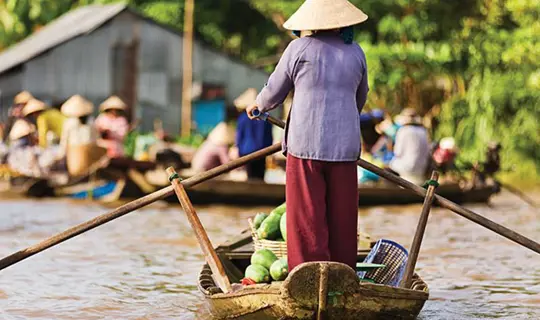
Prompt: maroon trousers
<box><xmin>286</xmin><ymin>154</ymin><xmax>359</xmax><ymax>271</ymax></box>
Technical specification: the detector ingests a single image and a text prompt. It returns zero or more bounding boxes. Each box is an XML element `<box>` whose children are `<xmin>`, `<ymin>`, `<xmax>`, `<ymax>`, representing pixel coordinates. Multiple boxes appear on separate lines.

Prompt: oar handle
<box><xmin>251</xmin><ymin>108</ymin><xmax>266</xmax><ymax>120</ymax></box>
<box><xmin>252</xmin><ymin>108</ymin><xmax>286</xmax><ymax>129</ymax></box>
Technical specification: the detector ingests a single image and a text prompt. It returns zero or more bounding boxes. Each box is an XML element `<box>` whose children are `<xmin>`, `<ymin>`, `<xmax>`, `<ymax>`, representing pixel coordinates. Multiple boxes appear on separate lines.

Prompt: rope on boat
<box><xmin>168</xmin><ymin>172</ymin><xmax>181</xmax><ymax>182</ymax></box>
<box><xmin>422</xmin><ymin>179</ymin><xmax>440</xmax><ymax>189</ymax></box>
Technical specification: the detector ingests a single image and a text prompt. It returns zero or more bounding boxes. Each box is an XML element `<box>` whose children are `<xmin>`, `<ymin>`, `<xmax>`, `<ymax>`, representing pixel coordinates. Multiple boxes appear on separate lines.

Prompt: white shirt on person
<box><xmin>389</xmin><ymin>125</ymin><xmax>430</xmax><ymax>184</ymax></box>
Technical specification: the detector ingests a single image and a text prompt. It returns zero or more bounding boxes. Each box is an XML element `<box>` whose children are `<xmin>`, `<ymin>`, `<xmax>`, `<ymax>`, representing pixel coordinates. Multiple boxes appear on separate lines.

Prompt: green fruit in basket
<box><xmin>271</xmin><ymin>202</ymin><xmax>286</xmax><ymax>217</ymax></box>
<box><xmin>245</xmin><ymin>264</ymin><xmax>270</xmax><ymax>283</ymax></box>
<box><xmin>257</xmin><ymin>213</ymin><xmax>281</xmax><ymax>240</ymax></box>
<box><xmin>253</xmin><ymin>212</ymin><xmax>269</xmax><ymax>229</ymax></box>
<box><xmin>280</xmin><ymin>212</ymin><xmax>287</xmax><ymax>241</ymax></box>
<box><xmin>251</xmin><ymin>249</ymin><xmax>278</xmax><ymax>270</ymax></box>
<box><xmin>270</xmin><ymin>258</ymin><xmax>289</xmax><ymax>281</ymax></box>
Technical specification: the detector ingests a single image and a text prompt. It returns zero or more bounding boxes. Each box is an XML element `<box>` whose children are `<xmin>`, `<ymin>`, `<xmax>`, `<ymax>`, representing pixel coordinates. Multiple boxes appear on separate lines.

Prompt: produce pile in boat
<box><xmin>243</xmin><ymin>202</ymin><xmax>289</xmax><ymax>284</ymax></box>
<box><xmin>253</xmin><ymin>202</ymin><xmax>287</xmax><ymax>241</ymax></box>
<box><xmin>243</xmin><ymin>249</ymin><xmax>288</xmax><ymax>284</ymax></box>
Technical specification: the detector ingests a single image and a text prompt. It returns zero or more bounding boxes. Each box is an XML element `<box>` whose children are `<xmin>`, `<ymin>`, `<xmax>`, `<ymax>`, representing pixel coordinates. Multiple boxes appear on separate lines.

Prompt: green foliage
<box><xmin>176</xmin><ymin>134</ymin><xmax>204</xmax><ymax>148</ymax></box>
<box><xmin>123</xmin><ymin>130</ymin><xmax>139</xmax><ymax>158</ymax></box>
<box><xmin>0</xmin><ymin>0</ymin><xmax>537</xmax><ymax>180</ymax></box>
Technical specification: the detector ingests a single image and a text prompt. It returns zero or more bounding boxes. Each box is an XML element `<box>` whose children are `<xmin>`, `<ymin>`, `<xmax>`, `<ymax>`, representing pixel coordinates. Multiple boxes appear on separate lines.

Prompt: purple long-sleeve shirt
<box><xmin>256</xmin><ymin>32</ymin><xmax>369</xmax><ymax>161</ymax></box>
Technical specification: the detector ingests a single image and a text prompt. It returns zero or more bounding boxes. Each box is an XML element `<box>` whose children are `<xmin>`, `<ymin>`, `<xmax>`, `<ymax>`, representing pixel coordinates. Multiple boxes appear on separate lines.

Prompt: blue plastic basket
<box><xmin>357</xmin><ymin>239</ymin><xmax>409</xmax><ymax>287</ymax></box>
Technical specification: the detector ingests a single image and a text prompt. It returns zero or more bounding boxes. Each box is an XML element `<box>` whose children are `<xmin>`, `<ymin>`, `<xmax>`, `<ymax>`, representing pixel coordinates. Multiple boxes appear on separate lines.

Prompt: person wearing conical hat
<box><xmin>2</xmin><ymin>91</ymin><xmax>35</xmax><ymax>144</ymax></box>
<box><xmin>22</xmin><ymin>98</ymin><xmax>66</xmax><ymax>148</ymax></box>
<box><xmin>5</xmin><ymin>119</ymin><xmax>43</xmax><ymax>177</ymax></box>
<box><xmin>60</xmin><ymin>95</ymin><xmax>106</xmax><ymax>177</ymax></box>
<box><xmin>245</xmin><ymin>0</ymin><xmax>369</xmax><ymax>271</ymax></box>
<box><xmin>235</xmin><ymin>88</ymin><xmax>273</xmax><ymax>180</ymax></box>
<box><xmin>388</xmin><ymin>108</ymin><xmax>431</xmax><ymax>184</ymax></box>
<box><xmin>191</xmin><ymin>122</ymin><xmax>235</xmax><ymax>173</ymax></box>
<box><xmin>432</xmin><ymin>137</ymin><xmax>459</xmax><ymax>179</ymax></box>
<box><xmin>60</xmin><ymin>95</ymin><xmax>97</xmax><ymax>150</ymax></box>
<box><xmin>95</xmin><ymin>95</ymin><xmax>129</xmax><ymax>158</ymax></box>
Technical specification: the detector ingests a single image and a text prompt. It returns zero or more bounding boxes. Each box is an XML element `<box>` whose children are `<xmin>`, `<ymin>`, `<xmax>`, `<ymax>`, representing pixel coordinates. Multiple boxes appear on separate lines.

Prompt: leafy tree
<box><xmin>0</xmin><ymin>0</ymin><xmax>537</xmax><ymax>180</ymax></box>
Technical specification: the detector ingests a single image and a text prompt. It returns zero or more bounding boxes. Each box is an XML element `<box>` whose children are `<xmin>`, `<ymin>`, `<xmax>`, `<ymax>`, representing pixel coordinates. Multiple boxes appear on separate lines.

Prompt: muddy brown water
<box><xmin>0</xmin><ymin>191</ymin><xmax>538</xmax><ymax>319</ymax></box>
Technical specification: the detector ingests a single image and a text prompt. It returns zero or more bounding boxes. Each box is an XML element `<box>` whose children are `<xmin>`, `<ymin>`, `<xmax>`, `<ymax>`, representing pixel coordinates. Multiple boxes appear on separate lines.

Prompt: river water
<box><xmin>0</xmin><ymin>191</ymin><xmax>538</xmax><ymax>319</ymax></box>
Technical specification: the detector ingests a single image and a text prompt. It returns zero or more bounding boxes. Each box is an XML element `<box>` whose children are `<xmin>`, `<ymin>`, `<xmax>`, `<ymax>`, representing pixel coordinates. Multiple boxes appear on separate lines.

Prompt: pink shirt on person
<box><xmin>94</xmin><ymin>113</ymin><xmax>129</xmax><ymax>158</ymax></box>
<box><xmin>191</xmin><ymin>141</ymin><xmax>230</xmax><ymax>172</ymax></box>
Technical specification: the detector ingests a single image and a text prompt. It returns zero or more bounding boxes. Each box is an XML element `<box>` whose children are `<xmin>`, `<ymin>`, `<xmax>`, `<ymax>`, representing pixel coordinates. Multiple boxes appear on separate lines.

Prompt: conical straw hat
<box><xmin>100</xmin><ymin>95</ymin><xmax>127</xmax><ymax>112</ymax></box>
<box><xmin>14</xmin><ymin>91</ymin><xmax>34</xmax><ymax>104</ymax></box>
<box><xmin>283</xmin><ymin>0</ymin><xmax>368</xmax><ymax>31</ymax></box>
<box><xmin>9</xmin><ymin>119</ymin><xmax>36</xmax><ymax>141</ymax></box>
<box><xmin>439</xmin><ymin>137</ymin><xmax>458</xmax><ymax>152</ymax></box>
<box><xmin>61</xmin><ymin>95</ymin><xmax>94</xmax><ymax>117</ymax></box>
<box><xmin>22</xmin><ymin>98</ymin><xmax>47</xmax><ymax>116</ymax></box>
<box><xmin>234</xmin><ymin>88</ymin><xmax>258</xmax><ymax>110</ymax></box>
<box><xmin>208</xmin><ymin>122</ymin><xmax>235</xmax><ymax>146</ymax></box>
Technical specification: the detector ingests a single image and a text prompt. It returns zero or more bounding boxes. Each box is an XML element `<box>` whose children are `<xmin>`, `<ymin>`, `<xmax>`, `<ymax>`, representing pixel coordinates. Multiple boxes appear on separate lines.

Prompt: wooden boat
<box><xmin>51</xmin><ymin>172</ymin><xmax>498</xmax><ymax>206</ymax></box>
<box><xmin>54</xmin><ymin>157</ymin><xmax>158</xmax><ymax>202</ymax></box>
<box><xmin>174</xmin><ymin>178</ymin><xmax>498</xmax><ymax>206</ymax></box>
<box><xmin>3</xmin><ymin>156</ymin><xmax>498</xmax><ymax>207</ymax></box>
<box><xmin>0</xmin><ymin>157</ymin><xmax>157</xmax><ymax>203</ymax></box>
<box><xmin>0</xmin><ymin>164</ymin><xmax>62</xmax><ymax>198</ymax></box>
<box><xmin>0</xmin><ymin>176</ymin><xmax>53</xmax><ymax>198</ymax></box>
<box><xmin>199</xmin><ymin>232</ymin><xmax>429</xmax><ymax>319</ymax></box>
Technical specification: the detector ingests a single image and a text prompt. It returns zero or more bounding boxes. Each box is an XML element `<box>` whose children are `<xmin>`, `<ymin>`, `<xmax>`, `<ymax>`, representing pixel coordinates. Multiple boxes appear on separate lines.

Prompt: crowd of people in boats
<box><xmin>0</xmin><ymin>88</ymin><xmax>500</xmax><ymax>188</ymax></box>
<box><xmin>0</xmin><ymin>92</ymin><xmax>132</xmax><ymax>183</ymax></box>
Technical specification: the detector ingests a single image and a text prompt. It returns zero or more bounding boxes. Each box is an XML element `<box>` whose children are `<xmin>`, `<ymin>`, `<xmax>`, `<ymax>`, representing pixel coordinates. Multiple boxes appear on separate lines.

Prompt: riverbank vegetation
<box><xmin>1</xmin><ymin>0</ymin><xmax>538</xmax><ymax>182</ymax></box>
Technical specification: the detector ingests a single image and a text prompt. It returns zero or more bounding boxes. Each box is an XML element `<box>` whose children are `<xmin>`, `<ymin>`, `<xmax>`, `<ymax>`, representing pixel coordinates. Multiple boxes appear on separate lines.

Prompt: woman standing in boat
<box><xmin>247</xmin><ymin>0</ymin><xmax>369</xmax><ymax>271</ymax></box>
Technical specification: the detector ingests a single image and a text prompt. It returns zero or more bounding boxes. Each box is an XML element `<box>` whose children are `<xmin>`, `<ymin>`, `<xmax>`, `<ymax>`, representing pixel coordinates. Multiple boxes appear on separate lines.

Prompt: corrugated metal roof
<box><xmin>0</xmin><ymin>3</ymin><xmax>127</xmax><ymax>74</ymax></box>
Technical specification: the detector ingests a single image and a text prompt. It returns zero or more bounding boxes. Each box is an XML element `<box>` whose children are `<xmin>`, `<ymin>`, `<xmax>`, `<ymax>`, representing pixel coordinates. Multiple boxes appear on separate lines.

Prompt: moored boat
<box><xmin>169</xmin><ymin>177</ymin><xmax>498</xmax><ymax>206</ymax></box>
<box><xmin>199</xmin><ymin>233</ymin><xmax>429</xmax><ymax>320</ymax></box>
<box><xmin>2</xmin><ymin>158</ymin><xmax>499</xmax><ymax>207</ymax></box>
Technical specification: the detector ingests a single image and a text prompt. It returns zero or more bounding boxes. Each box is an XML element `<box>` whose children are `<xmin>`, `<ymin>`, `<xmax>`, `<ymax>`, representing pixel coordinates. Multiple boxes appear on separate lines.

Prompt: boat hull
<box><xmin>177</xmin><ymin>178</ymin><xmax>497</xmax><ymax>206</ymax></box>
<box><xmin>201</xmin><ymin>262</ymin><xmax>428</xmax><ymax>320</ymax></box>
<box><xmin>199</xmin><ymin>238</ymin><xmax>429</xmax><ymax>320</ymax></box>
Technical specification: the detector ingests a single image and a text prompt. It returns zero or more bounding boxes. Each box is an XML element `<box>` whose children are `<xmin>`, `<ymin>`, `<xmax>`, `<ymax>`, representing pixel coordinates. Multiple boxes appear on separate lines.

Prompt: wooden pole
<box><xmin>400</xmin><ymin>171</ymin><xmax>439</xmax><ymax>288</ymax></box>
<box><xmin>181</xmin><ymin>0</ymin><xmax>194</xmax><ymax>137</ymax></box>
<box><xmin>500</xmin><ymin>182</ymin><xmax>538</xmax><ymax>208</ymax></box>
<box><xmin>167</xmin><ymin>167</ymin><xmax>232</xmax><ymax>293</ymax></box>
<box><xmin>0</xmin><ymin>143</ymin><xmax>283</xmax><ymax>271</ymax></box>
<box><xmin>356</xmin><ymin>158</ymin><xmax>540</xmax><ymax>254</ymax></box>
<box><xmin>254</xmin><ymin>109</ymin><xmax>540</xmax><ymax>254</ymax></box>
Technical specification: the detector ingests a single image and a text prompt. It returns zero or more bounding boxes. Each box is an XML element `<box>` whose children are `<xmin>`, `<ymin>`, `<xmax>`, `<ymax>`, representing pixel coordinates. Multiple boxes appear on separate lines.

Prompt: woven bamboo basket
<box><xmin>248</xmin><ymin>218</ymin><xmax>287</xmax><ymax>258</ymax></box>
<box><xmin>248</xmin><ymin>217</ymin><xmax>373</xmax><ymax>259</ymax></box>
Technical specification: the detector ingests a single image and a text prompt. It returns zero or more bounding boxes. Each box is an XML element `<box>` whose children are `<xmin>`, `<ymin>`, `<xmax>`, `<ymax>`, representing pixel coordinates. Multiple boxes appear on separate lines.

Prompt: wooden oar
<box><xmin>357</xmin><ymin>159</ymin><xmax>540</xmax><ymax>254</ymax></box>
<box><xmin>400</xmin><ymin>171</ymin><xmax>439</xmax><ymax>288</ymax></box>
<box><xmin>0</xmin><ymin>142</ymin><xmax>283</xmax><ymax>271</ymax></box>
<box><xmin>166</xmin><ymin>167</ymin><xmax>232</xmax><ymax>293</ymax></box>
<box><xmin>252</xmin><ymin>109</ymin><xmax>540</xmax><ymax>254</ymax></box>
<box><xmin>499</xmin><ymin>182</ymin><xmax>538</xmax><ymax>209</ymax></box>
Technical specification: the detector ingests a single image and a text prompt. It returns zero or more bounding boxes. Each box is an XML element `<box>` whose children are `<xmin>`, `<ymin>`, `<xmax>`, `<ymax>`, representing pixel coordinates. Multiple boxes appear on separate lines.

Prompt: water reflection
<box><xmin>0</xmin><ymin>191</ymin><xmax>538</xmax><ymax>319</ymax></box>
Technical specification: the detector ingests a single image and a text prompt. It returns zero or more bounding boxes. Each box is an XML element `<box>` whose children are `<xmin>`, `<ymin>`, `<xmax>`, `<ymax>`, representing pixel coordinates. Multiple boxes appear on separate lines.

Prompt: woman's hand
<box><xmin>246</xmin><ymin>104</ymin><xmax>259</xmax><ymax>120</ymax></box>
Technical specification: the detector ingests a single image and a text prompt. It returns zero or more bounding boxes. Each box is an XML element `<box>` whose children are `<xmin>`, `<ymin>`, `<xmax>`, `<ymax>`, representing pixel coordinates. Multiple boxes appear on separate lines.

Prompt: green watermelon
<box><xmin>245</xmin><ymin>264</ymin><xmax>270</xmax><ymax>283</ymax></box>
<box><xmin>250</xmin><ymin>249</ymin><xmax>278</xmax><ymax>270</ymax></box>
<box><xmin>270</xmin><ymin>202</ymin><xmax>286</xmax><ymax>217</ymax></box>
<box><xmin>257</xmin><ymin>213</ymin><xmax>281</xmax><ymax>240</ymax></box>
<box><xmin>253</xmin><ymin>212</ymin><xmax>269</xmax><ymax>229</ymax></box>
<box><xmin>280</xmin><ymin>212</ymin><xmax>287</xmax><ymax>241</ymax></box>
<box><xmin>270</xmin><ymin>258</ymin><xmax>289</xmax><ymax>281</ymax></box>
